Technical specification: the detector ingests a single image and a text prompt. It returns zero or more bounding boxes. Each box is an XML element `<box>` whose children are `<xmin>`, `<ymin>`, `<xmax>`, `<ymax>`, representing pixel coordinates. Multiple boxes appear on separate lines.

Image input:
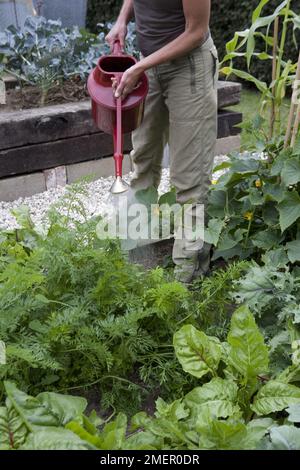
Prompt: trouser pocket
<box><xmin>210</xmin><ymin>46</ymin><xmax>219</xmax><ymax>88</ymax></box>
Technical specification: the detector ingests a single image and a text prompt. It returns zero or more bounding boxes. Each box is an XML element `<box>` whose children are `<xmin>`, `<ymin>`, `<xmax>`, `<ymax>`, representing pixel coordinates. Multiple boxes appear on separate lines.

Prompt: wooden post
<box><xmin>291</xmin><ymin>103</ymin><xmax>300</xmax><ymax>149</ymax></box>
<box><xmin>284</xmin><ymin>51</ymin><xmax>300</xmax><ymax>148</ymax></box>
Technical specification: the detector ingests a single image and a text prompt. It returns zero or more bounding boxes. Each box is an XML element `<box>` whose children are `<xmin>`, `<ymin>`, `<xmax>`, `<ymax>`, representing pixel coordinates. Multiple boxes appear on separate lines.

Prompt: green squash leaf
<box><xmin>204</xmin><ymin>218</ymin><xmax>224</xmax><ymax>246</ymax></box>
<box><xmin>278</xmin><ymin>191</ymin><xmax>300</xmax><ymax>232</ymax></box>
<box><xmin>286</xmin><ymin>240</ymin><xmax>300</xmax><ymax>263</ymax></box>
<box><xmin>281</xmin><ymin>157</ymin><xmax>300</xmax><ymax>187</ymax></box>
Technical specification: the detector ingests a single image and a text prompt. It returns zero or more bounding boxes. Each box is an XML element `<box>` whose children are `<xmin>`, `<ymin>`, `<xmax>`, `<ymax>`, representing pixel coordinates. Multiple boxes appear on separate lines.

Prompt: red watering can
<box><xmin>87</xmin><ymin>41</ymin><xmax>149</xmax><ymax>194</ymax></box>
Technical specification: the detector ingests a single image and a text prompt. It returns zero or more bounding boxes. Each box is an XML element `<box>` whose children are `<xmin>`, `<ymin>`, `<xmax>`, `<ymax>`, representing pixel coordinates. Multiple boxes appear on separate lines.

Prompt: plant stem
<box><xmin>244</xmin><ymin>216</ymin><xmax>253</xmax><ymax>248</ymax></box>
<box><xmin>269</xmin><ymin>17</ymin><xmax>279</xmax><ymax>140</ymax></box>
<box><xmin>275</xmin><ymin>0</ymin><xmax>291</xmax><ymax>133</ymax></box>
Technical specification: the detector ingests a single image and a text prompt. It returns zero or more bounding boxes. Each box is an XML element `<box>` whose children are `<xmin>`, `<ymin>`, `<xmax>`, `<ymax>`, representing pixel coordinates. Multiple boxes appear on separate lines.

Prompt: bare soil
<box><xmin>0</xmin><ymin>77</ymin><xmax>88</xmax><ymax>112</ymax></box>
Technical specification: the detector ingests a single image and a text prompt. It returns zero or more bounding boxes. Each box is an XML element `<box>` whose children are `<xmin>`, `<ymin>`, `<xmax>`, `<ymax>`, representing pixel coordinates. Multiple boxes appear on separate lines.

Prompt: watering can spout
<box><xmin>110</xmin><ymin>176</ymin><xmax>130</xmax><ymax>194</ymax></box>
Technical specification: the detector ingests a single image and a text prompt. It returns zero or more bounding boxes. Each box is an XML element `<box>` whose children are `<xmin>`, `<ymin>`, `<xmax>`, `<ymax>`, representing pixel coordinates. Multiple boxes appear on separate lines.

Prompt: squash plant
<box><xmin>205</xmin><ymin>134</ymin><xmax>300</xmax><ymax>263</ymax></box>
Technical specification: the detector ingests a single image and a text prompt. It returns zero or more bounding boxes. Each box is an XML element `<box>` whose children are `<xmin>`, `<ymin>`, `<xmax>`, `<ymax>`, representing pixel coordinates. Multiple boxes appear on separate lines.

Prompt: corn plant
<box><xmin>220</xmin><ymin>0</ymin><xmax>300</xmax><ymax>138</ymax></box>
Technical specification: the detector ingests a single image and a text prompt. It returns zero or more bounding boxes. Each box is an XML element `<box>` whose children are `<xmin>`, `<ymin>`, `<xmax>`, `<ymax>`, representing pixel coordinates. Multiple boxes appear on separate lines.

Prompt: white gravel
<box><xmin>0</xmin><ymin>156</ymin><xmax>230</xmax><ymax>231</ymax></box>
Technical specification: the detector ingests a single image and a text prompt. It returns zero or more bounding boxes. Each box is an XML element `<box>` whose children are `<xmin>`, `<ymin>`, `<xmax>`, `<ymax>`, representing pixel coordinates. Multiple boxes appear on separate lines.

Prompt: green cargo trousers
<box><xmin>130</xmin><ymin>35</ymin><xmax>218</xmax><ymax>282</ymax></box>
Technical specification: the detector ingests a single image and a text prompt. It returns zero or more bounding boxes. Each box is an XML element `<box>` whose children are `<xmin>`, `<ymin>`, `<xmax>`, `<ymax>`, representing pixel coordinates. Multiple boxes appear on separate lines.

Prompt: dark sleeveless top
<box><xmin>133</xmin><ymin>0</ymin><xmax>186</xmax><ymax>57</ymax></box>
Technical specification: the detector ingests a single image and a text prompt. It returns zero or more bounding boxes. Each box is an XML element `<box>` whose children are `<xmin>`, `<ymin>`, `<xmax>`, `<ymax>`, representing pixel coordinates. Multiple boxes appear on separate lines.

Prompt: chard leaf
<box><xmin>251</xmin><ymin>381</ymin><xmax>300</xmax><ymax>415</ymax></box>
<box><xmin>197</xmin><ymin>419</ymin><xmax>247</xmax><ymax>450</ymax></box>
<box><xmin>100</xmin><ymin>413</ymin><xmax>128</xmax><ymax>450</ymax></box>
<box><xmin>4</xmin><ymin>382</ymin><xmax>87</xmax><ymax>430</ymax></box>
<box><xmin>184</xmin><ymin>378</ymin><xmax>240</xmax><ymax>424</ymax></box>
<box><xmin>36</xmin><ymin>392</ymin><xmax>87</xmax><ymax>426</ymax></box>
<box><xmin>173</xmin><ymin>325</ymin><xmax>222</xmax><ymax>379</ymax></box>
<box><xmin>227</xmin><ymin>306</ymin><xmax>269</xmax><ymax>381</ymax></box>
<box><xmin>0</xmin><ymin>405</ymin><xmax>28</xmax><ymax>450</ymax></box>
<box><xmin>21</xmin><ymin>427</ymin><xmax>92</xmax><ymax>450</ymax></box>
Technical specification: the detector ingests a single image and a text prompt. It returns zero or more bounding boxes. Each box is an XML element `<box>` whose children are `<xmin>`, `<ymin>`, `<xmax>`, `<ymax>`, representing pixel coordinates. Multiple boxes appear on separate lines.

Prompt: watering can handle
<box><xmin>112</xmin><ymin>40</ymin><xmax>123</xmax><ymax>55</ymax></box>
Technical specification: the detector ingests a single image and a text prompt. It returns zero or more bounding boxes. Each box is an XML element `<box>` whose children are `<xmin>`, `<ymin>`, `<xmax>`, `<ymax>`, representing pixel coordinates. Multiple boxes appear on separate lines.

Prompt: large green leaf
<box><xmin>197</xmin><ymin>418</ymin><xmax>269</xmax><ymax>450</ymax></box>
<box><xmin>4</xmin><ymin>381</ymin><xmax>87</xmax><ymax>431</ymax></box>
<box><xmin>246</xmin><ymin>0</ymin><xmax>288</xmax><ymax>69</ymax></box>
<box><xmin>173</xmin><ymin>325</ymin><xmax>222</xmax><ymax>379</ymax></box>
<box><xmin>261</xmin><ymin>247</ymin><xmax>289</xmax><ymax>268</ymax></box>
<box><xmin>252</xmin><ymin>0</ymin><xmax>270</xmax><ymax>22</ymax></box>
<box><xmin>204</xmin><ymin>218</ymin><xmax>224</xmax><ymax>246</ymax></box>
<box><xmin>227</xmin><ymin>306</ymin><xmax>269</xmax><ymax>381</ymax></box>
<box><xmin>267</xmin><ymin>425</ymin><xmax>300</xmax><ymax>450</ymax></box>
<box><xmin>281</xmin><ymin>157</ymin><xmax>300</xmax><ymax>187</ymax></box>
<box><xmin>154</xmin><ymin>398</ymin><xmax>189</xmax><ymax>421</ymax></box>
<box><xmin>251</xmin><ymin>229</ymin><xmax>283</xmax><ymax>250</ymax></box>
<box><xmin>184</xmin><ymin>378</ymin><xmax>239</xmax><ymax>424</ymax></box>
<box><xmin>286</xmin><ymin>240</ymin><xmax>300</xmax><ymax>263</ymax></box>
<box><xmin>287</xmin><ymin>404</ymin><xmax>300</xmax><ymax>423</ymax></box>
<box><xmin>21</xmin><ymin>427</ymin><xmax>92</xmax><ymax>450</ymax></box>
<box><xmin>220</xmin><ymin>67</ymin><xmax>268</xmax><ymax>95</ymax></box>
<box><xmin>252</xmin><ymin>381</ymin><xmax>300</xmax><ymax>415</ymax></box>
<box><xmin>0</xmin><ymin>405</ymin><xmax>28</xmax><ymax>450</ymax></box>
<box><xmin>278</xmin><ymin>191</ymin><xmax>300</xmax><ymax>232</ymax></box>
<box><xmin>100</xmin><ymin>413</ymin><xmax>128</xmax><ymax>450</ymax></box>
<box><xmin>36</xmin><ymin>392</ymin><xmax>87</xmax><ymax>426</ymax></box>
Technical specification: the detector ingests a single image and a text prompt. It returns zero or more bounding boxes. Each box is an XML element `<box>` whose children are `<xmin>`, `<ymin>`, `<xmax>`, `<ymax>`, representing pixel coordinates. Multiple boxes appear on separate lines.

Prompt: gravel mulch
<box><xmin>0</xmin><ymin>155</ymin><xmax>230</xmax><ymax>231</ymax></box>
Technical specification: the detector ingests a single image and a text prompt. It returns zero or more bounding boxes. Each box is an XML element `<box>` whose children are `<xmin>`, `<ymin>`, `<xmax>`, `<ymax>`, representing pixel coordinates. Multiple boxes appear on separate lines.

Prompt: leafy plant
<box><xmin>206</xmin><ymin>138</ymin><xmax>300</xmax><ymax>263</ymax></box>
<box><xmin>3</xmin><ymin>305</ymin><xmax>300</xmax><ymax>450</ymax></box>
<box><xmin>0</xmin><ymin>183</ymin><xmax>201</xmax><ymax>412</ymax></box>
<box><xmin>232</xmin><ymin>261</ymin><xmax>300</xmax><ymax>374</ymax></box>
<box><xmin>0</xmin><ymin>16</ymin><xmax>104</xmax><ymax>105</ymax></box>
<box><xmin>126</xmin><ymin>306</ymin><xmax>300</xmax><ymax>450</ymax></box>
<box><xmin>220</xmin><ymin>0</ymin><xmax>299</xmax><ymax>137</ymax></box>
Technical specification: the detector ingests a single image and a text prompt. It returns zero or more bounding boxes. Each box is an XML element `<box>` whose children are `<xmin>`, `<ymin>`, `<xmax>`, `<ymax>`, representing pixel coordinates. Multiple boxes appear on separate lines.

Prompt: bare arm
<box><xmin>106</xmin><ymin>0</ymin><xmax>134</xmax><ymax>50</ymax></box>
<box><xmin>115</xmin><ymin>0</ymin><xmax>211</xmax><ymax>98</ymax></box>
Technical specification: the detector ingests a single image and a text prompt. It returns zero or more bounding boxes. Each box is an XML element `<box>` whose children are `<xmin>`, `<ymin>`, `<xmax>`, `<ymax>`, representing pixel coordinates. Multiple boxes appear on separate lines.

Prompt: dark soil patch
<box><xmin>0</xmin><ymin>77</ymin><xmax>88</xmax><ymax>112</ymax></box>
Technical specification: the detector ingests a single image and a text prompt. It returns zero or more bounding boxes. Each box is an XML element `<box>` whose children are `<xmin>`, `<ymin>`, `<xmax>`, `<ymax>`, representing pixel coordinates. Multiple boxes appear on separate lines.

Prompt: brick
<box><xmin>0</xmin><ymin>172</ymin><xmax>46</xmax><ymax>202</ymax></box>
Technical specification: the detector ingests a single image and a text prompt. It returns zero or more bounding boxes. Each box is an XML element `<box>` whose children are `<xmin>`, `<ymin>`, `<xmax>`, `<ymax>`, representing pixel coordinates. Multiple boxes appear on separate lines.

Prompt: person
<box><xmin>106</xmin><ymin>0</ymin><xmax>218</xmax><ymax>283</ymax></box>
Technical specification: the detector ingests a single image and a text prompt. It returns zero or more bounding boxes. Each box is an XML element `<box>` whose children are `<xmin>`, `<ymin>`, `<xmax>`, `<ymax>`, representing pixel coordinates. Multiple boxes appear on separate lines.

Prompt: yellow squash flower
<box><xmin>244</xmin><ymin>211</ymin><xmax>254</xmax><ymax>221</ymax></box>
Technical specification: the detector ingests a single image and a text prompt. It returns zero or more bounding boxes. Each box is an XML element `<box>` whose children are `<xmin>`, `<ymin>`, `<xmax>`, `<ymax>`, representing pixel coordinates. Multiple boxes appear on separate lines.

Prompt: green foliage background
<box><xmin>86</xmin><ymin>0</ymin><xmax>299</xmax><ymax>83</ymax></box>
